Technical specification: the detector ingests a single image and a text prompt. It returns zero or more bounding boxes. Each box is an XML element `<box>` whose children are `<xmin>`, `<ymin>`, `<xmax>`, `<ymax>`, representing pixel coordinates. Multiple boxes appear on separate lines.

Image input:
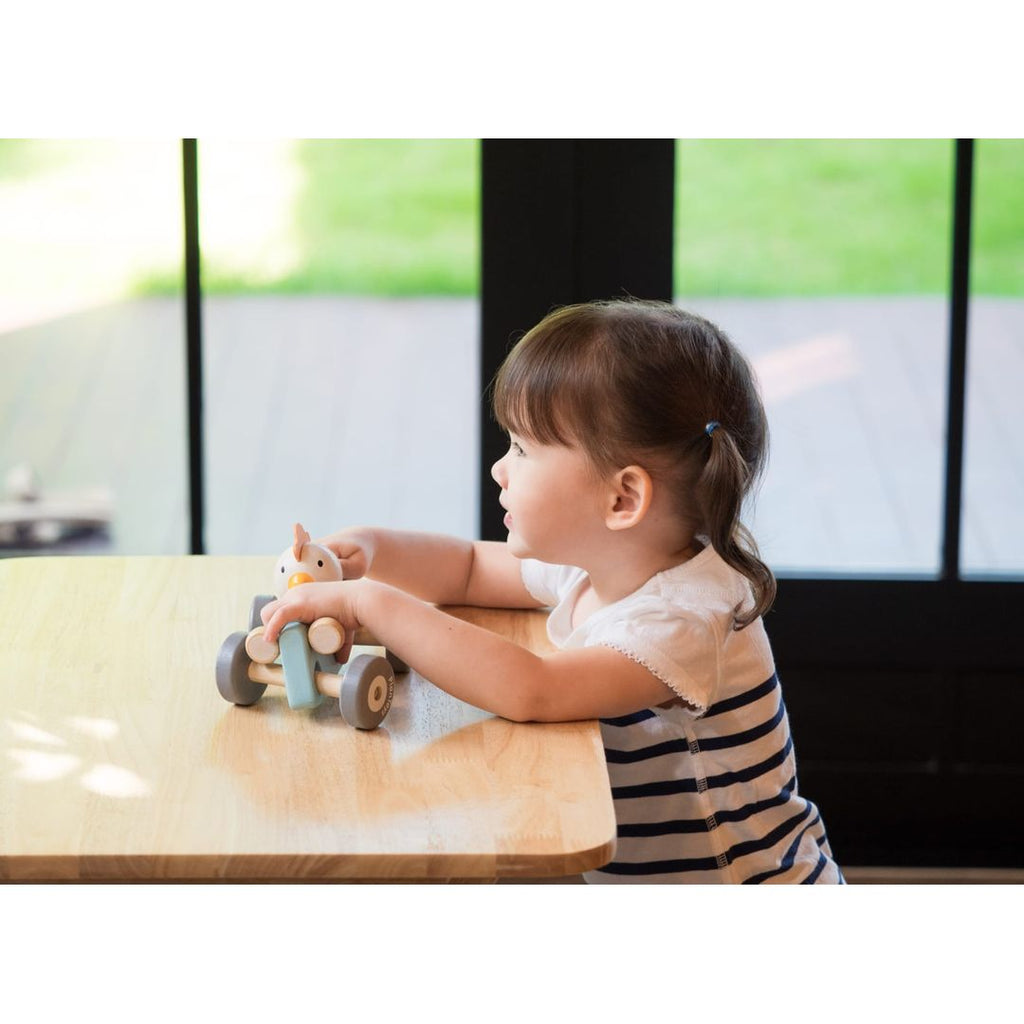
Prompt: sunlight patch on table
<box><xmin>8</xmin><ymin>748</ymin><xmax>80</xmax><ymax>781</ymax></box>
<box><xmin>79</xmin><ymin>763</ymin><xmax>151</xmax><ymax>799</ymax></box>
<box><xmin>7</xmin><ymin>720</ymin><xmax>66</xmax><ymax>747</ymax></box>
<box><xmin>68</xmin><ymin>716</ymin><xmax>120</xmax><ymax>741</ymax></box>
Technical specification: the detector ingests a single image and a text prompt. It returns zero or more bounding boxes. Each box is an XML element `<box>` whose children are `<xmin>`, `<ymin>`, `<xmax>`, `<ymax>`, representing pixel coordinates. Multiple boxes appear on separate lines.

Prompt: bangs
<box><xmin>491</xmin><ymin>313</ymin><xmax>607</xmax><ymax>451</ymax></box>
<box><xmin>492</xmin><ymin>351</ymin><xmax>572</xmax><ymax>447</ymax></box>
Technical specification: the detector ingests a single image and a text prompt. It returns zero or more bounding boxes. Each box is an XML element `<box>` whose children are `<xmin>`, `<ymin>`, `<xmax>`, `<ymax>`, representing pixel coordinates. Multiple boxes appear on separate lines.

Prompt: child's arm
<box><xmin>319</xmin><ymin>527</ymin><xmax>541</xmax><ymax>609</ymax></box>
<box><xmin>259</xmin><ymin>578</ymin><xmax>673</xmax><ymax>722</ymax></box>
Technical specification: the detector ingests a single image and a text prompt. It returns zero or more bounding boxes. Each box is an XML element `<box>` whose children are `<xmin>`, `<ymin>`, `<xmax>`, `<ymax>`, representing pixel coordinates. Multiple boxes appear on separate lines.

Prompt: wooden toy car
<box><xmin>215</xmin><ymin>524</ymin><xmax>407</xmax><ymax>730</ymax></box>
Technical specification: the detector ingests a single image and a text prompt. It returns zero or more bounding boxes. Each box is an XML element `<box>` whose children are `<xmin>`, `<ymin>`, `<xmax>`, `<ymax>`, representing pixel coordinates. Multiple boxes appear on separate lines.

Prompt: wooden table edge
<box><xmin>0</xmin><ymin>835</ymin><xmax>617</xmax><ymax>883</ymax></box>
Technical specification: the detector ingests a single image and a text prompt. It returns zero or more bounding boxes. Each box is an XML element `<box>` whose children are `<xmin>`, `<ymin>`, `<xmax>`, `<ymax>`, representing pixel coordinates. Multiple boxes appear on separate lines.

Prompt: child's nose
<box><xmin>491</xmin><ymin>454</ymin><xmax>507</xmax><ymax>488</ymax></box>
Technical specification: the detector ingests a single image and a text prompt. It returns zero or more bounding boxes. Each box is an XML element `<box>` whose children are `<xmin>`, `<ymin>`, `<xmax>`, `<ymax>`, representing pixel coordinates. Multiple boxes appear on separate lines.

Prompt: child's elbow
<box><xmin>497</xmin><ymin>678</ymin><xmax>562</xmax><ymax>724</ymax></box>
<box><xmin>495</xmin><ymin>693</ymin><xmax>541</xmax><ymax>723</ymax></box>
<box><xmin>489</xmin><ymin>657</ymin><xmax>564</xmax><ymax>723</ymax></box>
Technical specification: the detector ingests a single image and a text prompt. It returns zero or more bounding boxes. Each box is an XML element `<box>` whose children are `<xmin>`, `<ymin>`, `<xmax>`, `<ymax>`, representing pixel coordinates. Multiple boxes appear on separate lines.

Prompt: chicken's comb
<box><xmin>292</xmin><ymin>522</ymin><xmax>311</xmax><ymax>561</ymax></box>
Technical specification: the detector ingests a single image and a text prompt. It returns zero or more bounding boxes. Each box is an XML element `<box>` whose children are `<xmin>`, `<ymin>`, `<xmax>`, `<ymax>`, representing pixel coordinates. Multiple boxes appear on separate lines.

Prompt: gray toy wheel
<box><xmin>216</xmin><ymin>631</ymin><xmax>267</xmax><ymax>706</ymax></box>
<box><xmin>249</xmin><ymin>594</ymin><xmax>275</xmax><ymax>631</ymax></box>
<box><xmin>341</xmin><ymin>654</ymin><xmax>395</xmax><ymax>730</ymax></box>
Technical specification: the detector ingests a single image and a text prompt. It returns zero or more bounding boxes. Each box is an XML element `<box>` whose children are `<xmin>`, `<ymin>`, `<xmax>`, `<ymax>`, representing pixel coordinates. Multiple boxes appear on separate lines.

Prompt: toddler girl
<box><xmin>261</xmin><ymin>299</ymin><xmax>843</xmax><ymax>884</ymax></box>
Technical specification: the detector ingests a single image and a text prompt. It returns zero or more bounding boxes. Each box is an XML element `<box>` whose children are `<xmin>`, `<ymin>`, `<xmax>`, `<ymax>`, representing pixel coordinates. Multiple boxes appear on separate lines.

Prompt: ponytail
<box><xmin>697</xmin><ymin>425</ymin><xmax>776</xmax><ymax>630</ymax></box>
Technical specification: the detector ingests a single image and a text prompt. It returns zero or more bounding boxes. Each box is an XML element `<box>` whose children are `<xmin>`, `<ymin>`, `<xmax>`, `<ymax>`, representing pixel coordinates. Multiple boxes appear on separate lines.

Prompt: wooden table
<box><xmin>0</xmin><ymin>556</ymin><xmax>616</xmax><ymax>881</ymax></box>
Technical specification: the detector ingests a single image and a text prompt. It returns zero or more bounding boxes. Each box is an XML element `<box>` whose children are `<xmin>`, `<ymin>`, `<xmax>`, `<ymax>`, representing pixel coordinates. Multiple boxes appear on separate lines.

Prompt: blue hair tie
<box><xmin>705</xmin><ymin>420</ymin><xmax>720</xmax><ymax>438</ymax></box>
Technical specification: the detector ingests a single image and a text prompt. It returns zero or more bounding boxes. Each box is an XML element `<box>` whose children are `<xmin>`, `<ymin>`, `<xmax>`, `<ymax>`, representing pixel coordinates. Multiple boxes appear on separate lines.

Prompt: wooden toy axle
<box><xmin>248</xmin><ymin>660</ymin><xmax>343</xmax><ymax>700</ymax></box>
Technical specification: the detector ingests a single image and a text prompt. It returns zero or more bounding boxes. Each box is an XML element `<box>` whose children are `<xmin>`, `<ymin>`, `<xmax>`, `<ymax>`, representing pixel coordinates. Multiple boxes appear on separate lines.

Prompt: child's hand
<box><xmin>317</xmin><ymin>528</ymin><xmax>376</xmax><ymax>581</ymax></box>
<box><xmin>260</xmin><ymin>580</ymin><xmax>367</xmax><ymax>647</ymax></box>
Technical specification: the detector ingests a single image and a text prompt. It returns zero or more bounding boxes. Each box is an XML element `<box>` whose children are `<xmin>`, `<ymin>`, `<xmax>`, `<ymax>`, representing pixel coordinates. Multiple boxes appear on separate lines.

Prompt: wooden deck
<box><xmin>1</xmin><ymin>295</ymin><xmax>1022</xmax><ymax>576</ymax></box>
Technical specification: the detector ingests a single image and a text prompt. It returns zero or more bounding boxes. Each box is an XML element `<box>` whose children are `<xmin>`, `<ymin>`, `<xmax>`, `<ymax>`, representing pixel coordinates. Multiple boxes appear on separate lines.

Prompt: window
<box><xmin>196</xmin><ymin>139</ymin><xmax>481</xmax><ymax>553</ymax></box>
<box><xmin>962</xmin><ymin>139</ymin><xmax>1024</xmax><ymax>577</ymax></box>
<box><xmin>0</xmin><ymin>140</ymin><xmax>187</xmax><ymax>555</ymax></box>
<box><xmin>675</xmin><ymin>140</ymin><xmax>953</xmax><ymax>575</ymax></box>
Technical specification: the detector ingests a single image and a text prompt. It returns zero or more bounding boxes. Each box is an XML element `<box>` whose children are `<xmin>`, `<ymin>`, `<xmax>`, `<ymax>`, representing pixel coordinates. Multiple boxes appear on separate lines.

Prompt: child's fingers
<box><xmin>261</xmin><ymin>602</ymin><xmax>305</xmax><ymax>644</ymax></box>
<box><xmin>336</xmin><ymin>549</ymin><xmax>368</xmax><ymax>580</ymax></box>
<box><xmin>318</xmin><ymin>534</ymin><xmax>369</xmax><ymax>579</ymax></box>
<box><xmin>319</xmin><ymin>536</ymin><xmax>356</xmax><ymax>558</ymax></box>
<box><xmin>337</xmin><ymin>629</ymin><xmax>355</xmax><ymax>665</ymax></box>
<box><xmin>259</xmin><ymin>582</ymin><xmax>344</xmax><ymax>644</ymax></box>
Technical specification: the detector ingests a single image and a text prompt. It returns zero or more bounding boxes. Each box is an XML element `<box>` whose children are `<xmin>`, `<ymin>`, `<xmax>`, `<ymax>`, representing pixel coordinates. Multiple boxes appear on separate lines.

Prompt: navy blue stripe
<box><xmin>601</xmin><ymin>674</ymin><xmax>777</xmax><ymax>730</ymax></box>
<box><xmin>604</xmin><ymin>701</ymin><xmax>786</xmax><ymax>765</ymax></box>
<box><xmin>712</xmin><ymin>774</ymin><xmax>797</xmax><ymax>825</ymax></box>
<box><xmin>703</xmin><ymin>673</ymin><xmax>778</xmax><ymax>718</ymax></box>
<box><xmin>616</xmin><ymin>776</ymin><xmax>797</xmax><ymax>838</ymax></box>
<box><xmin>723</xmin><ymin>803</ymin><xmax>813</xmax><ymax>865</ymax></box>
<box><xmin>596</xmin><ymin>853</ymin><xmax>723</xmax><ymax>875</ymax></box>
<box><xmin>601</xmin><ymin>709</ymin><xmax>657</xmax><ymax>728</ymax></box>
<box><xmin>690</xmin><ymin>701</ymin><xmax>786</xmax><ymax>752</ymax></box>
<box><xmin>611</xmin><ymin>735</ymin><xmax>793</xmax><ymax>800</ymax></box>
<box><xmin>617</xmin><ymin>815</ymin><xmax>710</xmax><ymax>838</ymax></box>
<box><xmin>599</xmin><ymin>802</ymin><xmax>815</xmax><ymax>877</ymax></box>
<box><xmin>613</xmin><ymin>777</ymin><xmax>701</xmax><ymax>799</ymax></box>
<box><xmin>742</xmin><ymin>812</ymin><xmax>823</xmax><ymax>884</ymax></box>
<box><xmin>604</xmin><ymin>738</ymin><xmax>688</xmax><ymax>764</ymax></box>
<box><xmin>802</xmin><ymin>849</ymin><xmax>829</xmax><ymax>884</ymax></box>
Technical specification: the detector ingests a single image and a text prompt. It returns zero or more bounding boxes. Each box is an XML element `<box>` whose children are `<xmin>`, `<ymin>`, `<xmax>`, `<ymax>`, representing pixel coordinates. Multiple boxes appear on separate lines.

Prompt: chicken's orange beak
<box><xmin>288</xmin><ymin>572</ymin><xmax>315</xmax><ymax>589</ymax></box>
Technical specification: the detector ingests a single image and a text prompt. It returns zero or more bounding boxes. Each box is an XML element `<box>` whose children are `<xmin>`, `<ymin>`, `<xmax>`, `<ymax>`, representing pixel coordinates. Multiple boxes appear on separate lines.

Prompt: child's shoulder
<box><xmin>640</xmin><ymin>545</ymin><xmax>760</xmax><ymax>639</ymax></box>
<box><xmin>653</xmin><ymin>543</ymin><xmax>747</xmax><ymax>600</ymax></box>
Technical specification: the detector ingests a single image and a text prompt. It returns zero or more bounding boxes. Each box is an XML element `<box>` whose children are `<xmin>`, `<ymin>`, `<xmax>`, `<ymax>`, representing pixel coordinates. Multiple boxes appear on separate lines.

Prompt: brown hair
<box><xmin>491</xmin><ymin>299</ymin><xmax>775</xmax><ymax>629</ymax></box>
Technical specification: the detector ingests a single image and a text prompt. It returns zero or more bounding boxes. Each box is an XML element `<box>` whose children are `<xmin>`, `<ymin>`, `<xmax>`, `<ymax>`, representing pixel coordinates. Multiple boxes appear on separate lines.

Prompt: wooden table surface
<box><xmin>0</xmin><ymin>556</ymin><xmax>616</xmax><ymax>881</ymax></box>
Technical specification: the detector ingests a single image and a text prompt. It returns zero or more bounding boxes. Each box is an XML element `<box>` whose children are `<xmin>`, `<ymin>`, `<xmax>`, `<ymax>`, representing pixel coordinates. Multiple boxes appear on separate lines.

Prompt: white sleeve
<box><xmin>584</xmin><ymin>598</ymin><xmax>722</xmax><ymax>716</ymax></box>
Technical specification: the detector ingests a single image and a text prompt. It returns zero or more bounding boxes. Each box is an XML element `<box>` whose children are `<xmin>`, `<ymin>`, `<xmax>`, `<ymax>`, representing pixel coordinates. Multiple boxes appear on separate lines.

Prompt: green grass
<box><xmin>289</xmin><ymin>139</ymin><xmax>479</xmax><ymax>294</ymax></box>
<box><xmin>200</xmin><ymin>139</ymin><xmax>480</xmax><ymax>296</ymax></box>
<box><xmin>2</xmin><ymin>139</ymin><xmax>1021</xmax><ymax>300</ymax></box>
<box><xmin>675</xmin><ymin>139</ymin><xmax>953</xmax><ymax>295</ymax></box>
<box><xmin>675</xmin><ymin>139</ymin><xmax>1024</xmax><ymax>296</ymax></box>
<box><xmin>971</xmin><ymin>140</ymin><xmax>1024</xmax><ymax>296</ymax></box>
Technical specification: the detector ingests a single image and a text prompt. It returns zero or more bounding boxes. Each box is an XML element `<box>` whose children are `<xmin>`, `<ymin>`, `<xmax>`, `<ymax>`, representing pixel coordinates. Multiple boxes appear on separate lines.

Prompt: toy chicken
<box><xmin>272</xmin><ymin>523</ymin><xmax>343</xmax><ymax>598</ymax></box>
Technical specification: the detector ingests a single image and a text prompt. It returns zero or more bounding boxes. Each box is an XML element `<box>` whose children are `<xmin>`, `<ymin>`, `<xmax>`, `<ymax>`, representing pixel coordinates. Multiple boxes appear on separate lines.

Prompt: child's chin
<box><xmin>504</xmin><ymin>533</ymin><xmax>530</xmax><ymax>557</ymax></box>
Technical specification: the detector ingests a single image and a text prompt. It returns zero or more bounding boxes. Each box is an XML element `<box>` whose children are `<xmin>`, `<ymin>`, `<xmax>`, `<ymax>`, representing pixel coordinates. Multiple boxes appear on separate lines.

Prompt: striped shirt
<box><xmin>521</xmin><ymin>546</ymin><xmax>843</xmax><ymax>884</ymax></box>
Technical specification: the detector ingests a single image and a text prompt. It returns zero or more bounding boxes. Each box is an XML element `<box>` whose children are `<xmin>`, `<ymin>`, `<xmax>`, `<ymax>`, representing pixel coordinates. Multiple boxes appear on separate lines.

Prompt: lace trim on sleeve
<box><xmin>598</xmin><ymin>640</ymin><xmax>707</xmax><ymax>717</ymax></box>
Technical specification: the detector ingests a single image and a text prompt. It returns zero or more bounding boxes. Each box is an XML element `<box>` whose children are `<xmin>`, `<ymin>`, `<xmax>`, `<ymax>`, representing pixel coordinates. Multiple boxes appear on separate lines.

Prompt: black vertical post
<box><xmin>479</xmin><ymin>139</ymin><xmax>675</xmax><ymax>540</ymax></box>
<box><xmin>941</xmin><ymin>139</ymin><xmax>974</xmax><ymax>582</ymax></box>
<box><xmin>182</xmin><ymin>139</ymin><xmax>205</xmax><ymax>555</ymax></box>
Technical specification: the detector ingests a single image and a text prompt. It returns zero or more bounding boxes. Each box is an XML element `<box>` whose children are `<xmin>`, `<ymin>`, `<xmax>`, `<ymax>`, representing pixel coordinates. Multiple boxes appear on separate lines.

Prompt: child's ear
<box><xmin>606</xmin><ymin>466</ymin><xmax>653</xmax><ymax>531</ymax></box>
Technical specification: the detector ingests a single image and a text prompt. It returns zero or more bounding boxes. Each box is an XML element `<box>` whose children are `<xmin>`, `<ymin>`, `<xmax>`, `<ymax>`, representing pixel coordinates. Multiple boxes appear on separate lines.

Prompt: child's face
<box><xmin>491</xmin><ymin>433</ymin><xmax>610</xmax><ymax>565</ymax></box>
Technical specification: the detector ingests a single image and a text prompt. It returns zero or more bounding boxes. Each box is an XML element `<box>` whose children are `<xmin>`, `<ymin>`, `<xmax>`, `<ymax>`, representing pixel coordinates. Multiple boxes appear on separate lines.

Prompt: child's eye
<box><xmin>510</xmin><ymin>440</ymin><xmax>525</xmax><ymax>456</ymax></box>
